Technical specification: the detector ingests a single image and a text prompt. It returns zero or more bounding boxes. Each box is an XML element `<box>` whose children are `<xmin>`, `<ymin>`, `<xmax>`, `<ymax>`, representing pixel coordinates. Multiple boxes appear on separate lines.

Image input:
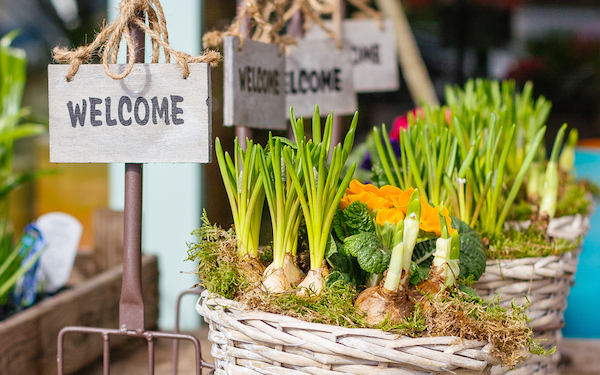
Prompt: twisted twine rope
<box><xmin>203</xmin><ymin>0</ymin><xmax>381</xmax><ymax>51</ymax></box>
<box><xmin>52</xmin><ymin>0</ymin><xmax>221</xmax><ymax>81</ymax></box>
<box><xmin>203</xmin><ymin>0</ymin><xmax>302</xmax><ymax>50</ymax></box>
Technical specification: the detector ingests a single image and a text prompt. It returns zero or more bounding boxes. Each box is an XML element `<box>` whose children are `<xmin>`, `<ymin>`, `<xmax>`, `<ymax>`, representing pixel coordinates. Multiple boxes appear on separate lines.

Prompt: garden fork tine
<box><xmin>171</xmin><ymin>288</ymin><xmax>214</xmax><ymax>375</ymax></box>
<box><xmin>57</xmin><ymin>14</ymin><xmax>206</xmax><ymax>375</ymax></box>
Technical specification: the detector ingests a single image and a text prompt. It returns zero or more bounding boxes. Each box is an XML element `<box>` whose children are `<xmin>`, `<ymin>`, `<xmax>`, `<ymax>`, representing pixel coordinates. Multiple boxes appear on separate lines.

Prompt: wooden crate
<box><xmin>0</xmin><ymin>254</ymin><xmax>159</xmax><ymax>375</ymax></box>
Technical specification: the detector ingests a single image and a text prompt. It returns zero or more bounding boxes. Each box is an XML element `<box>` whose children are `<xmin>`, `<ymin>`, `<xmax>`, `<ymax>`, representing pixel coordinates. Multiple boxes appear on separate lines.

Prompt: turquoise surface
<box><xmin>563</xmin><ymin>149</ymin><xmax>600</xmax><ymax>338</ymax></box>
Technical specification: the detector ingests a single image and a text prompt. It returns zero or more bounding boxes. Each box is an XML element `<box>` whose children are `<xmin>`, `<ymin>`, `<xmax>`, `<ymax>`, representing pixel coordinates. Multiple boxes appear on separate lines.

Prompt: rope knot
<box><xmin>52</xmin><ymin>0</ymin><xmax>221</xmax><ymax>81</ymax></box>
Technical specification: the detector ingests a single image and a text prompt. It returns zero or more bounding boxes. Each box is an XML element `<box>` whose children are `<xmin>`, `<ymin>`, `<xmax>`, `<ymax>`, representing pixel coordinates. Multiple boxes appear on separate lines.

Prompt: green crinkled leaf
<box><xmin>409</xmin><ymin>261</ymin><xmax>430</xmax><ymax>285</ymax></box>
<box><xmin>326</xmin><ymin>234</ymin><xmax>365</xmax><ymax>287</ymax></box>
<box><xmin>324</xmin><ymin>234</ymin><xmax>339</xmax><ymax>260</ymax></box>
<box><xmin>343</xmin><ymin>232</ymin><xmax>390</xmax><ymax>274</ymax></box>
<box><xmin>458</xmin><ymin>283</ymin><xmax>482</xmax><ymax>302</ymax></box>
<box><xmin>452</xmin><ymin>218</ymin><xmax>486</xmax><ymax>281</ymax></box>
<box><xmin>412</xmin><ymin>216</ymin><xmax>486</xmax><ymax>282</ymax></box>
<box><xmin>327</xmin><ymin>269</ymin><xmax>354</xmax><ymax>286</ymax></box>
<box><xmin>342</xmin><ymin>201</ymin><xmax>376</xmax><ymax>236</ymax></box>
<box><xmin>332</xmin><ymin>207</ymin><xmax>345</xmax><ymax>242</ymax></box>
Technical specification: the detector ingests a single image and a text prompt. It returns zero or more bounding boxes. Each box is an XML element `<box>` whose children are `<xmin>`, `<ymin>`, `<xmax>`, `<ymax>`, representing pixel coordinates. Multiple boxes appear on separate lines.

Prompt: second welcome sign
<box><xmin>223</xmin><ymin>19</ymin><xmax>399</xmax><ymax>126</ymax></box>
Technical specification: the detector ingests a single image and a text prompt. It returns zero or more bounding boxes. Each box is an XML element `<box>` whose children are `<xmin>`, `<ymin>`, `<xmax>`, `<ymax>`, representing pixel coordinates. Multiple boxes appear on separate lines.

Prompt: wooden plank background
<box><xmin>0</xmin><ymin>255</ymin><xmax>159</xmax><ymax>375</ymax></box>
<box><xmin>48</xmin><ymin>63</ymin><xmax>212</xmax><ymax>163</ymax></box>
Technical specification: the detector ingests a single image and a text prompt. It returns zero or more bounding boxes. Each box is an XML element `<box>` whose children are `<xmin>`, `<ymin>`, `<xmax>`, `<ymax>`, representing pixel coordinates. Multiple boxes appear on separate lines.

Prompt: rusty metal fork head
<box><xmin>57</xmin><ymin>326</ymin><xmax>207</xmax><ymax>375</ymax></box>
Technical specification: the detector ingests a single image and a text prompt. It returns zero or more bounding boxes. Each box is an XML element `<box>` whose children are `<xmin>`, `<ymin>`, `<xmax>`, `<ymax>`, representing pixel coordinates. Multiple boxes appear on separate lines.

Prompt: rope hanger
<box><xmin>52</xmin><ymin>0</ymin><xmax>221</xmax><ymax>81</ymax></box>
<box><xmin>202</xmin><ymin>0</ymin><xmax>382</xmax><ymax>50</ymax></box>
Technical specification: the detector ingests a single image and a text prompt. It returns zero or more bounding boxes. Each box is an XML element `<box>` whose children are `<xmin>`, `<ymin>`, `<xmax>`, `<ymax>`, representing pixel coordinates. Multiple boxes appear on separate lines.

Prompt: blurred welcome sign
<box><xmin>223</xmin><ymin>37</ymin><xmax>286</xmax><ymax>129</ymax></box>
<box><xmin>48</xmin><ymin>63</ymin><xmax>211</xmax><ymax>163</ymax></box>
<box><xmin>304</xmin><ymin>18</ymin><xmax>399</xmax><ymax>93</ymax></box>
<box><xmin>285</xmin><ymin>37</ymin><xmax>357</xmax><ymax>118</ymax></box>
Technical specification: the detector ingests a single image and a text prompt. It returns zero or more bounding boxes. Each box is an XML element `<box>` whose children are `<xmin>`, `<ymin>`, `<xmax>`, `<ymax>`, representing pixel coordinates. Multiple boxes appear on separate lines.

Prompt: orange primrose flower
<box><xmin>340</xmin><ymin>180</ymin><xmax>394</xmax><ymax>211</ymax></box>
<box><xmin>418</xmin><ymin>200</ymin><xmax>456</xmax><ymax>237</ymax></box>
<box><xmin>340</xmin><ymin>180</ymin><xmax>456</xmax><ymax>237</ymax></box>
<box><xmin>375</xmin><ymin>207</ymin><xmax>406</xmax><ymax>226</ymax></box>
<box><xmin>388</xmin><ymin>187</ymin><xmax>415</xmax><ymax>212</ymax></box>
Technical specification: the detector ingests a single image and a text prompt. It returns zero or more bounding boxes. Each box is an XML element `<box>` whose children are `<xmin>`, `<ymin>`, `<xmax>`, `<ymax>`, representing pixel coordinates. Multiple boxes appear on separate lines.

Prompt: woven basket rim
<box><xmin>198</xmin><ymin>290</ymin><xmax>461</xmax><ymax>340</ymax></box>
<box><xmin>508</xmin><ymin>212</ymin><xmax>591</xmax><ymax>241</ymax></box>
<box><xmin>484</xmin><ymin>250</ymin><xmax>576</xmax><ymax>265</ymax></box>
<box><xmin>197</xmin><ymin>289</ymin><xmax>504</xmax><ymax>372</ymax></box>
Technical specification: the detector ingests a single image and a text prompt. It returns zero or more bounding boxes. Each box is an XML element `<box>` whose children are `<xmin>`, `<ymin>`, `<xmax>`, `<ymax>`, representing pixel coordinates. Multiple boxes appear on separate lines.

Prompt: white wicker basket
<box><xmin>197</xmin><ymin>290</ymin><xmax>502</xmax><ymax>375</ymax></box>
<box><xmin>473</xmin><ymin>252</ymin><xmax>578</xmax><ymax>331</ymax></box>
<box><xmin>508</xmin><ymin>214</ymin><xmax>590</xmax><ymax>242</ymax></box>
<box><xmin>546</xmin><ymin>214</ymin><xmax>590</xmax><ymax>241</ymax></box>
<box><xmin>473</xmin><ymin>250</ymin><xmax>578</xmax><ymax>375</ymax></box>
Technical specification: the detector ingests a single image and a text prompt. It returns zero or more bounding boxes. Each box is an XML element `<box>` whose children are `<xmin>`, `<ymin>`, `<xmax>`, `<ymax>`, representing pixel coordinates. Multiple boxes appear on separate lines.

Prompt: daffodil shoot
<box><xmin>284</xmin><ymin>106</ymin><xmax>358</xmax><ymax>297</ymax></box>
<box><xmin>259</xmin><ymin>134</ymin><xmax>304</xmax><ymax>293</ymax></box>
<box><xmin>539</xmin><ymin>123</ymin><xmax>567</xmax><ymax>220</ymax></box>
<box><xmin>214</xmin><ymin>137</ymin><xmax>265</xmax><ymax>273</ymax></box>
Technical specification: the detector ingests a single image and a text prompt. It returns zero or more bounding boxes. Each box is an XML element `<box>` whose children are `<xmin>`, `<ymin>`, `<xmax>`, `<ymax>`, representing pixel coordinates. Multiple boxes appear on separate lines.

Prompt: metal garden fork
<box><xmin>56</xmin><ymin>16</ymin><xmax>213</xmax><ymax>375</ymax></box>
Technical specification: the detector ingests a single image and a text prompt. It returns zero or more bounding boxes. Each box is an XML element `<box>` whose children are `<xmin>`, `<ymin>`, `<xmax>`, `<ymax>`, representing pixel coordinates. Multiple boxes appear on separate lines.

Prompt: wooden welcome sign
<box><xmin>48</xmin><ymin>63</ymin><xmax>211</xmax><ymax>163</ymax></box>
<box><xmin>285</xmin><ymin>37</ymin><xmax>356</xmax><ymax>118</ymax></box>
<box><xmin>223</xmin><ymin>37</ymin><xmax>286</xmax><ymax>129</ymax></box>
<box><xmin>344</xmin><ymin>18</ymin><xmax>399</xmax><ymax>93</ymax></box>
<box><xmin>305</xmin><ymin>19</ymin><xmax>400</xmax><ymax>93</ymax></box>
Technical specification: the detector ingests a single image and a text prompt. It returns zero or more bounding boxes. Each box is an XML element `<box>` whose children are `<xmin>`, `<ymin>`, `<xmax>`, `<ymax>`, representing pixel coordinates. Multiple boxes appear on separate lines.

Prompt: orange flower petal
<box><xmin>365</xmin><ymin>196</ymin><xmax>394</xmax><ymax>211</ymax></box>
<box><xmin>340</xmin><ymin>194</ymin><xmax>353</xmax><ymax>210</ymax></box>
<box><xmin>346</xmin><ymin>179</ymin><xmax>366</xmax><ymax>195</ymax></box>
<box><xmin>362</xmin><ymin>183</ymin><xmax>380</xmax><ymax>194</ymax></box>
<box><xmin>389</xmin><ymin>188</ymin><xmax>415</xmax><ymax>212</ymax></box>
<box><xmin>375</xmin><ymin>207</ymin><xmax>405</xmax><ymax>226</ymax></box>
<box><xmin>379</xmin><ymin>185</ymin><xmax>403</xmax><ymax>198</ymax></box>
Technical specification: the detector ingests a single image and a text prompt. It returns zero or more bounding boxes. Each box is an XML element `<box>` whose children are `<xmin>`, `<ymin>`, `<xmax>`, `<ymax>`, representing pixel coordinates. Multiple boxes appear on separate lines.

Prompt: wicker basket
<box><xmin>508</xmin><ymin>213</ymin><xmax>590</xmax><ymax>242</ymax></box>
<box><xmin>474</xmin><ymin>252</ymin><xmax>578</xmax><ymax>331</ymax></box>
<box><xmin>197</xmin><ymin>290</ymin><xmax>502</xmax><ymax>375</ymax></box>
<box><xmin>473</xmin><ymin>251</ymin><xmax>578</xmax><ymax>375</ymax></box>
<box><xmin>546</xmin><ymin>214</ymin><xmax>590</xmax><ymax>241</ymax></box>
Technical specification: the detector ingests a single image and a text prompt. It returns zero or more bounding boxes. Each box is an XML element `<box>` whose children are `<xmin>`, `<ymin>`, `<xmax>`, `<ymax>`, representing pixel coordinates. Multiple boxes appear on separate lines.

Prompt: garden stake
<box><xmin>56</xmin><ymin>4</ymin><xmax>210</xmax><ymax>374</ymax></box>
<box><xmin>235</xmin><ymin>0</ymin><xmax>253</xmax><ymax>149</ymax></box>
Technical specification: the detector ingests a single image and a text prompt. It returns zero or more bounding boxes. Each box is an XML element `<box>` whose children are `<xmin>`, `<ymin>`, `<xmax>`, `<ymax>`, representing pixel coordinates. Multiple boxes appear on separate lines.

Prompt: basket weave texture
<box><xmin>197</xmin><ymin>290</ymin><xmax>501</xmax><ymax>375</ymax></box>
<box><xmin>473</xmin><ymin>251</ymin><xmax>578</xmax><ymax>332</ymax></box>
<box><xmin>546</xmin><ymin>214</ymin><xmax>590</xmax><ymax>241</ymax></box>
<box><xmin>473</xmin><ymin>214</ymin><xmax>587</xmax><ymax>375</ymax></box>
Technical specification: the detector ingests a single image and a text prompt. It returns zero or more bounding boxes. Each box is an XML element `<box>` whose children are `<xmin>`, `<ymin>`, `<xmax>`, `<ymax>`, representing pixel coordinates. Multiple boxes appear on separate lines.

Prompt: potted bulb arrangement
<box><xmin>364</xmin><ymin>79</ymin><xmax>595</xmax><ymax>375</ymax></box>
<box><xmin>190</xmin><ymin>106</ymin><xmax>547</xmax><ymax>374</ymax></box>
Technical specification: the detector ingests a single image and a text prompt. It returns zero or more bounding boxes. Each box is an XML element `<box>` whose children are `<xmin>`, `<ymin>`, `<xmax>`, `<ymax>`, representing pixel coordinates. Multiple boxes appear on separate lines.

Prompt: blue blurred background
<box><xmin>564</xmin><ymin>148</ymin><xmax>600</xmax><ymax>338</ymax></box>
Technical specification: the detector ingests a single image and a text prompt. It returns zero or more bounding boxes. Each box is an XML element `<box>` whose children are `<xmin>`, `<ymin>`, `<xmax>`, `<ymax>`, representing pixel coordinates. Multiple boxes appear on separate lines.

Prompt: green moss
<box><xmin>484</xmin><ymin>227</ymin><xmax>579</xmax><ymax>260</ymax></box>
<box><xmin>373</xmin><ymin>303</ymin><xmax>428</xmax><ymax>337</ymax></box>
<box><xmin>244</xmin><ymin>280</ymin><xmax>367</xmax><ymax>328</ymax></box>
<box><xmin>508</xmin><ymin>199</ymin><xmax>534</xmax><ymax>222</ymax></box>
<box><xmin>556</xmin><ymin>178</ymin><xmax>596</xmax><ymax>217</ymax></box>
<box><xmin>186</xmin><ymin>214</ymin><xmax>250</xmax><ymax>300</ymax></box>
<box><xmin>259</xmin><ymin>246</ymin><xmax>273</xmax><ymax>264</ymax></box>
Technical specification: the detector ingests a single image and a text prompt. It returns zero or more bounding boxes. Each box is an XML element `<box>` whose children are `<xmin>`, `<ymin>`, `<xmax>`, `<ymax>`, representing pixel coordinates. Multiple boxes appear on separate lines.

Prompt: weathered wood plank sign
<box><xmin>285</xmin><ymin>38</ymin><xmax>357</xmax><ymax>118</ymax></box>
<box><xmin>48</xmin><ymin>63</ymin><xmax>211</xmax><ymax>163</ymax></box>
<box><xmin>223</xmin><ymin>36</ymin><xmax>286</xmax><ymax>129</ymax></box>
<box><xmin>305</xmin><ymin>19</ymin><xmax>400</xmax><ymax>93</ymax></box>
